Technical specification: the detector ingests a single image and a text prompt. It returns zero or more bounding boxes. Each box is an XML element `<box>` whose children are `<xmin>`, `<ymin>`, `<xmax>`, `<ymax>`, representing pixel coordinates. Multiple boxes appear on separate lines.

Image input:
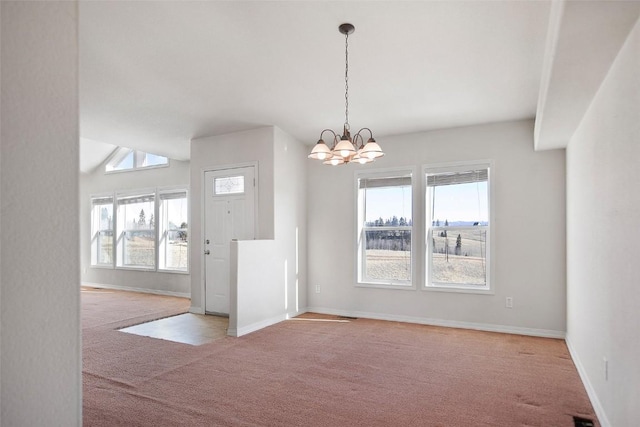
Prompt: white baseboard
<box><xmin>306</xmin><ymin>306</ymin><xmax>566</xmax><ymax>339</ymax></box>
<box><xmin>189</xmin><ymin>306</ymin><xmax>205</xmax><ymax>314</ymax></box>
<box><xmin>287</xmin><ymin>309</ymin><xmax>308</xmax><ymax>319</ymax></box>
<box><xmin>226</xmin><ymin>309</ymin><xmax>308</xmax><ymax>337</ymax></box>
<box><xmin>565</xmin><ymin>336</ymin><xmax>609</xmax><ymax>427</ymax></box>
<box><xmin>82</xmin><ymin>282</ymin><xmax>190</xmax><ymax>299</ymax></box>
<box><xmin>228</xmin><ymin>313</ymin><xmax>286</xmax><ymax>338</ymax></box>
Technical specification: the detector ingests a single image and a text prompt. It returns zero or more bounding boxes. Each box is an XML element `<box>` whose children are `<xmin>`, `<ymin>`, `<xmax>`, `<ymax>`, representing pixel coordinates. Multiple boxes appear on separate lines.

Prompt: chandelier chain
<box><xmin>344</xmin><ymin>32</ymin><xmax>349</xmax><ymax>130</ymax></box>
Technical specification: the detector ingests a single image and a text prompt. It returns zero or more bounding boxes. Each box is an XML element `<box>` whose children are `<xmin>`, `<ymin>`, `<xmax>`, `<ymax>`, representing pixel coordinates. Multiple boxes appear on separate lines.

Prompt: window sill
<box><xmin>423</xmin><ymin>285</ymin><xmax>493</xmax><ymax>295</ymax></box>
<box><xmin>91</xmin><ymin>264</ymin><xmax>114</xmax><ymax>269</ymax></box>
<box><xmin>115</xmin><ymin>266</ymin><xmax>156</xmax><ymax>272</ymax></box>
<box><xmin>158</xmin><ymin>268</ymin><xmax>189</xmax><ymax>275</ymax></box>
<box><xmin>356</xmin><ymin>282</ymin><xmax>415</xmax><ymax>291</ymax></box>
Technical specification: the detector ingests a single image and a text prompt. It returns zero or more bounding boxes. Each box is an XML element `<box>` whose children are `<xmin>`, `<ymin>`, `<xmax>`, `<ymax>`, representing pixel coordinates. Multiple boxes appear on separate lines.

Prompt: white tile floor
<box><xmin>119</xmin><ymin>313</ymin><xmax>229</xmax><ymax>345</ymax></box>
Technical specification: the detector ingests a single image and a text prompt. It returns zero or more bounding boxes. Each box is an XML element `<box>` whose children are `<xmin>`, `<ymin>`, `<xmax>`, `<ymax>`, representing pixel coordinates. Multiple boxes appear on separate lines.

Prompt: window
<box><xmin>107</xmin><ymin>150</ymin><xmax>134</xmax><ymax>171</ymax></box>
<box><xmin>90</xmin><ymin>196</ymin><xmax>114</xmax><ymax>266</ymax></box>
<box><xmin>106</xmin><ymin>148</ymin><xmax>168</xmax><ymax>173</ymax></box>
<box><xmin>214</xmin><ymin>176</ymin><xmax>244</xmax><ymax>195</ymax></box>
<box><xmin>92</xmin><ymin>188</ymin><xmax>188</xmax><ymax>273</ymax></box>
<box><xmin>158</xmin><ymin>190</ymin><xmax>188</xmax><ymax>271</ymax></box>
<box><xmin>141</xmin><ymin>152</ymin><xmax>168</xmax><ymax>168</ymax></box>
<box><xmin>357</xmin><ymin>171</ymin><xmax>413</xmax><ymax>286</ymax></box>
<box><xmin>425</xmin><ymin>164</ymin><xmax>490</xmax><ymax>290</ymax></box>
<box><xmin>116</xmin><ymin>192</ymin><xmax>156</xmax><ymax>269</ymax></box>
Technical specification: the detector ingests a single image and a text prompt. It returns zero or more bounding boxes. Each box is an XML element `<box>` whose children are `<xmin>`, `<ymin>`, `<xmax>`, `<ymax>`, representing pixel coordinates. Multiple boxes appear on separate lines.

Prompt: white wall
<box><xmin>0</xmin><ymin>3</ymin><xmax>3</xmax><ymax>418</ymax></box>
<box><xmin>229</xmin><ymin>240</ymin><xmax>284</xmax><ymax>336</ymax></box>
<box><xmin>1</xmin><ymin>2</ymin><xmax>81</xmax><ymax>425</ymax></box>
<box><xmin>80</xmin><ymin>159</ymin><xmax>191</xmax><ymax>296</ymax></box>
<box><xmin>308</xmin><ymin>120</ymin><xmax>567</xmax><ymax>336</ymax></box>
<box><xmin>190</xmin><ymin>127</ymin><xmax>275</xmax><ymax>313</ymax></box>
<box><xmin>565</xmin><ymin>17</ymin><xmax>640</xmax><ymax>427</ymax></box>
<box><xmin>192</xmin><ymin>126</ymin><xmax>307</xmax><ymax>330</ymax></box>
<box><xmin>273</xmin><ymin>127</ymin><xmax>307</xmax><ymax>319</ymax></box>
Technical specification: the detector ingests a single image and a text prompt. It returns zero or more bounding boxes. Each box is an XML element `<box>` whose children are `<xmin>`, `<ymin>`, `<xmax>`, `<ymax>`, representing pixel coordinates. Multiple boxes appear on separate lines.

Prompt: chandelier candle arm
<box><xmin>308</xmin><ymin>23</ymin><xmax>384</xmax><ymax>166</ymax></box>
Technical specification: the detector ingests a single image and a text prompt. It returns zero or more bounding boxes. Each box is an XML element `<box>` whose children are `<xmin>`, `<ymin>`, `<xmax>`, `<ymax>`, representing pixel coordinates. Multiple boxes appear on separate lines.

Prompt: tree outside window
<box><xmin>426</xmin><ymin>165</ymin><xmax>490</xmax><ymax>289</ymax></box>
<box><xmin>357</xmin><ymin>172</ymin><xmax>413</xmax><ymax>286</ymax></box>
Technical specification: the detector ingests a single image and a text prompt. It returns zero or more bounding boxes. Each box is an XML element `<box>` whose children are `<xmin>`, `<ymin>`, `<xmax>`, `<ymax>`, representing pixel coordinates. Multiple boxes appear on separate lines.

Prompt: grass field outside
<box><xmin>431</xmin><ymin>254</ymin><xmax>486</xmax><ymax>285</ymax></box>
<box><xmin>99</xmin><ymin>236</ymin><xmax>188</xmax><ymax>269</ymax></box>
<box><xmin>365</xmin><ymin>226</ymin><xmax>487</xmax><ymax>285</ymax></box>
<box><xmin>365</xmin><ymin>249</ymin><xmax>411</xmax><ymax>282</ymax></box>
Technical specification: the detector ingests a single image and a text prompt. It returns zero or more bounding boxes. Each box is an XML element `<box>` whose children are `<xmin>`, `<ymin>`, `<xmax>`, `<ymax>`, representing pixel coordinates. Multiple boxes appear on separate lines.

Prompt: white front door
<box><xmin>204</xmin><ymin>166</ymin><xmax>256</xmax><ymax>315</ymax></box>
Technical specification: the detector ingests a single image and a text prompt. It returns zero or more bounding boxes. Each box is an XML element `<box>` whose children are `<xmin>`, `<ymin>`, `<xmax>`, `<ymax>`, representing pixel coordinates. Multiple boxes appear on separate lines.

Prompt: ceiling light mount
<box><xmin>338</xmin><ymin>23</ymin><xmax>355</xmax><ymax>36</ymax></box>
<box><xmin>308</xmin><ymin>23</ymin><xmax>384</xmax><ymax>166</ymax></box>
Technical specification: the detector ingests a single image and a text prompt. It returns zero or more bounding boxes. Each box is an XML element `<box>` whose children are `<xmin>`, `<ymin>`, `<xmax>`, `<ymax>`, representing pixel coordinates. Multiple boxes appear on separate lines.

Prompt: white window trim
<box><xmin>90</xmin><ymin>192</ymin><xmax>116</xmax><ymax>269</ymax></box>
<box><xmin>212</xmin><ymin>175</ymin><xmax>246</xmax><ymax>196</ymax></box>
<box><xmin>115</xmin><ymin>188</ymin><xmax>157</xmax><ymax>271</ymax></box>
<box><xmin>91</xmin><ymin>186</ymin><xmax>189</xmax><ymax>274</ymax></box>
<box><xmin>355</xmin><ymin>167</ymin><xmax>416</xmax><ymax>289</ymax></box>
<box><xmin>105</xmin><ymin>148</ymin><xmax>169</xmax><ymax>174</ymax></box>
<box><xmin>104</xmin><ymin>148</ymin><xmax>131</xmax><ymax>172</ymax></box>
<box><xmin>422</xmin><ymin>160</ymin><xmax>494</xmax><ymax>294</ymax></box>
<box><xmin>157</xmin><ymin>186</ymin><xmax>190</xmax><ymax>274</ymax></box>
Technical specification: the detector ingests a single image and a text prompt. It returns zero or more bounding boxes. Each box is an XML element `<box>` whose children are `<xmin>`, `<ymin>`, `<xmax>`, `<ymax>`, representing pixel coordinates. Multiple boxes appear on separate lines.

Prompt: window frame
<box><xmin>105</xmin><ymin>148</ymin><xmax>169</xmax><ymax>174</ymax></box>
<box><xmin>355</xmin><ymin>167</ymin><xmax>416</xmax><ymax>289</ymax></box>
<box><xmin>213</xmin><ymin>175</ymin><xmax>246</xmax><ymax>196</ymax></box>
<box><xmin>91</xmin><ymin>186</ymin><xmax>189</xmax><ymax>274</ymax></box>
<box><xmin>90</xmin><ymin>194</ymin><xmax>115</xmax><ymax>269</ymax></box>
<box><xmin>423</xmin><ymin>161</ymin><xmax>493</xmax><ymax>294</ymax></box>
<box><xmin>157</xmin><ymin>187</ymin><xmax>189</xmax><ymax>274</ymax></box>
<box><xmin>115</xmin><ymin>189</ymin><xmax>157</xmax><ymax>271</ymax></box>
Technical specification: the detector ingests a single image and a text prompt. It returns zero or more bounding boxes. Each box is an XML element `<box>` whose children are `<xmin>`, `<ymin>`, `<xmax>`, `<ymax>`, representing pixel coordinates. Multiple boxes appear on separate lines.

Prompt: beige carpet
<box><xmin>83</xmin><ymin>288</ymin><xmax>598</xmax><ymax>426</ymax></box>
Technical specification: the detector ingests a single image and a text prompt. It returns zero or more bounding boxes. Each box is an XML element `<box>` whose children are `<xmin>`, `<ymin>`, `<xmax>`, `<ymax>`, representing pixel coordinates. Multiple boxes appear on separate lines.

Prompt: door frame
<box><xmin>200</xmin><ymin>162</ymin><xmax>259</xmax><ymax>315</ymax></box>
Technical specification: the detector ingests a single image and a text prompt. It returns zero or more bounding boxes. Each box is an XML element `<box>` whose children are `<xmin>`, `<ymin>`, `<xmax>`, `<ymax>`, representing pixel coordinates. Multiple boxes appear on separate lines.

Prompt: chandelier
<box><xmin>308</xmin><ymin>23</ymin><xmax>384</xmax><ymax>166</ymax></box>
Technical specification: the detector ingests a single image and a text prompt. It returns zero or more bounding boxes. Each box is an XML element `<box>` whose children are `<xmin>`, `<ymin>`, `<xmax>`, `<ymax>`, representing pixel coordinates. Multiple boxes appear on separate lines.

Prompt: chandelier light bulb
<box><xmin>361</xmin><ymin>139</ymin><xmax>384</xmax><ymax>160</ymax></box>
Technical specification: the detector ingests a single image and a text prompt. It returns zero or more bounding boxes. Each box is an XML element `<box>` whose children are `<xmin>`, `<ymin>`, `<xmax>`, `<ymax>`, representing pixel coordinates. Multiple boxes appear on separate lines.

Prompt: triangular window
<box><xmin>106</xmin><ymin>148</ymin><xmax>168</xmax><ymax>173</ymax></box>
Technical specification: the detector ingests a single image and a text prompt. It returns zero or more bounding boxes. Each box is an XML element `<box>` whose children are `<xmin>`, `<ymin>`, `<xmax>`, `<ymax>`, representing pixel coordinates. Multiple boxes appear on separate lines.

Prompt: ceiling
<box><xmin>79</xmin><ymin>1</ymin><xmax>640</xmax><ymax>173</ymax></box>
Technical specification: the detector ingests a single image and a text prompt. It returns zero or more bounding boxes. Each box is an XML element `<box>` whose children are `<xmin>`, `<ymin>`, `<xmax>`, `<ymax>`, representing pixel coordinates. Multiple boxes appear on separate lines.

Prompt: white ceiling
<box><xmin>79</xmin><ymin>1</ymin><xmax>640</xmax><ymax>172</ymax></box>
<box><xmin>534</xmin><ymin>0</ymin><xmax>640</xmax><ymax>150</ymax></box>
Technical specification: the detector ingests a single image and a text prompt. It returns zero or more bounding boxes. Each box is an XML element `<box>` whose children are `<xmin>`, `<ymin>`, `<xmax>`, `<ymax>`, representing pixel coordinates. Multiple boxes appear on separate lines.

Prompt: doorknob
<box><xmin>204</xmin><ymin>250</ymin><xmax>210</xmax><ymax>255</ymax></box>
<box><xmin>205</xmin><ymin>239</ymin><xmax>210</xmax><ymax>244</ymax></box>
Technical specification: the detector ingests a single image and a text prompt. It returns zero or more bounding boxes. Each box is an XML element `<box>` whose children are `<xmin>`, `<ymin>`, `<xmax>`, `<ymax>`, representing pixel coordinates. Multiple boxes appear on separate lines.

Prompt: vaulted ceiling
<box><xmin>79</xmin><ymin>1</ymin><xmax>640</xmax><ymax>173</ymax></box>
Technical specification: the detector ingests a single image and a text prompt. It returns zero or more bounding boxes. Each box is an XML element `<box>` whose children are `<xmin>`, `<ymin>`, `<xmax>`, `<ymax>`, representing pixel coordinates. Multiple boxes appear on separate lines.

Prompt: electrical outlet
<box><xmin>603</xmin><ymin>357</ymin><xmax>608</xmax><ymax>381</ymax></box>
<box><xmin>505</xmin><ymin>297</ymin><xmax>513</xmax><ymax>308</ymax></box>
<box><xmin>315</xmin><ymin>285</ymin><xmax>321</xmax><ymax>294</ymax></box>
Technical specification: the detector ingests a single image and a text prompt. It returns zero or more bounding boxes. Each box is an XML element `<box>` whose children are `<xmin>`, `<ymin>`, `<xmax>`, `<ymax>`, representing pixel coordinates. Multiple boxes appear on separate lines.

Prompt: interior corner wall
<box><xmin>80</xmin><ymin>160</ymin><xmax>191</xmax><ymax>296</ymax></box>
<box><xmin>229</xmin><ymin>239</ymin><xmax>283</xmax><ymax>336</ymax></box>
<box><xmin>307</xmin><ymin>119</ymin><xmax>567</xmax><ymax>335</ymax></box>
<box><xmin>0</xmin><ymin>2</ymin><xmax>3</xmax><ymax>419</ymax></box>
<box><xmin>189</xmin><ymin>127</ymin><xmax>275</xmax><ymax>313</ymax></box>
<box><xmin>1</xmin><ymin>1</ymin><xmax>81</xmax><ymax>425</ymax></box>
<box><xmin>565</xmin><ymin>17</ymin><xmax>640</xmax><ymax>427</ymax></box>
<box><xmin>273</xmin><ymin>127</ymin><xmax>307</xmax><ymax>316</ymax></box>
